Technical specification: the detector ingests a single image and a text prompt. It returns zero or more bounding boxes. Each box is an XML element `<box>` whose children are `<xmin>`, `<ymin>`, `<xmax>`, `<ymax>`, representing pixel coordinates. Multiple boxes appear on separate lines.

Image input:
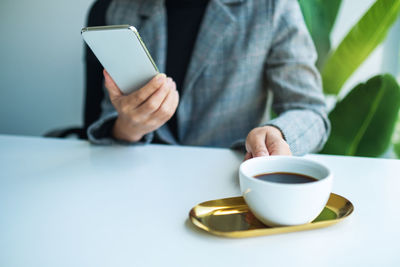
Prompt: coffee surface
<box><xmin>254</xmin><ymin>172</ymin><xmax>317</xmax><ymax>184</ymax></box>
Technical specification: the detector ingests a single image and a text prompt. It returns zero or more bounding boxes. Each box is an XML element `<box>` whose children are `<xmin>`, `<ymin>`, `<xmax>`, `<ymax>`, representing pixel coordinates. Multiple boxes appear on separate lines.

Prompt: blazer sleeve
<box><xmin>264</xmin><ymin>0</ymin><xmax>330</xmax><ymax>155</ymax></box>
<box><xmin>87</xmin><ymin>87</ymin><xmax>154</xmax><ymax>145</ymax></box>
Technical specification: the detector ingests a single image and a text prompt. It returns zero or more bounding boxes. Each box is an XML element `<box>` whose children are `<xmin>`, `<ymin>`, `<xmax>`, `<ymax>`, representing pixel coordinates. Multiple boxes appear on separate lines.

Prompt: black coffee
<box><xmin>254</xmin><ymin>172</ymin><xmax>317</xmax><ymax>184</ymax></box>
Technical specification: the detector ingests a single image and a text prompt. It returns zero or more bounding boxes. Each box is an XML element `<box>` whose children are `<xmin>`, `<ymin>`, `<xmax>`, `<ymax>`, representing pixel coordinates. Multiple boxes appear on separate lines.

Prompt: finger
<box><xmin>268</xmin><ymin>140</ymin><xmax>292</xmax><ymax>156</ymax></box>
<box><xmin>246</xmin><ymin>130</ymin><xmax>270</xmax><ymax>157</ymax></box>
<box><xmin>103</xmin><ymin>69</ymin><xmax>122</xmax><ymax>101</ymax></box>
<box><xmin>244</xmin><ymin>152</ymin><xmax>252</xmax><ymax>161</ymax></box>
<box><xmin>125</xmin><ymin>73</ymin><xmax>167</xmax><ymax>108</ymax></box>
<box><xmin>135</xmin><ymin>78</ymin><xmax>173</xmax><ymax>114</ymax></box>
<box><xmin>152</xmin><ymin>83</ymin><xmax>179</xmax><ymax>122</ymax></box>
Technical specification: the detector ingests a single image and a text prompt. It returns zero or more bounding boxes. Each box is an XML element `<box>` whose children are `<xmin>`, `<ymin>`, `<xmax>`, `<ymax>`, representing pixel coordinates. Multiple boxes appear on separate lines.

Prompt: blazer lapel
<box><xmin>181</xmin><ymin>0</ymin><xmax>243</xmax><ymax>95</ymax></box>
<box><xmin>178</xmin><ymin>0</ymin><xmax>244</xmax><ymax>140</ymax></box>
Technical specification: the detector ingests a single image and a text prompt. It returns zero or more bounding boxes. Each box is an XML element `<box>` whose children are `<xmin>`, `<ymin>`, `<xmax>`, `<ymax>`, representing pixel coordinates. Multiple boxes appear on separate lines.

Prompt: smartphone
<box><xmin>81</xmin><ymin>25</ymin><xmax>159</xmax><ymax>95</ymax></box>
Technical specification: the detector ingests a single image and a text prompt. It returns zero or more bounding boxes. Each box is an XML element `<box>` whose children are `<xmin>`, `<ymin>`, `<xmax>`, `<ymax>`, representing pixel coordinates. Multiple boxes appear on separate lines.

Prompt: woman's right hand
<box><xmin>103</xmin><ymin>70</ymin><xmax>179</xmax><ymax>142</ymax></box>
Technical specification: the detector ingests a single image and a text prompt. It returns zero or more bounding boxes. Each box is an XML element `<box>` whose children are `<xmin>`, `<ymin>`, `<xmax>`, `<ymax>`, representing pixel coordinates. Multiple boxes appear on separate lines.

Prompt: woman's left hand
<box><xmin>244</xmin><ymin>126</ymin><xmax>292</xmax><ymax>160</ymax></box>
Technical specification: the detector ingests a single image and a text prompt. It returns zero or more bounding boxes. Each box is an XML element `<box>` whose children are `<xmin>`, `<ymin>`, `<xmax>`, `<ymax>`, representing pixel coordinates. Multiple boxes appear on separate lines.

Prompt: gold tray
<box><xmin>189</xmin><ymin>193</ymin><xmax>354</xmax><ymax>238</ymax></box>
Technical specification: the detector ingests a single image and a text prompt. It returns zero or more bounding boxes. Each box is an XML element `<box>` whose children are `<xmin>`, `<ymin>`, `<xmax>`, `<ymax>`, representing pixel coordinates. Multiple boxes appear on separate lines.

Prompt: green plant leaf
<box><xmin>394</xmin><ymin>141</ymin><xmax>400</xmax><ymax>158</ymax></box>
<box><xmin>298</xmin><ymin>0</ymin><xmax>342</xmax><ymax>69</ymax></box>
<box><xmin>394</xmin><ymin>143</ymin><xmax>400</xmax><ymax>158</ymax></box>
<box><xmin>322</xmin><ymin>0</ymin><xmax>400</xmax><ymax>95</ymax></box>
<box><xmin>321</xmin><ymin>74</ymin><xmax>400</xmax><ymax>157</ymax></box>
<box><xmin>393</xmin><ymin>113</ymin><xmax>400</xmax><ymax>158</ymax></box>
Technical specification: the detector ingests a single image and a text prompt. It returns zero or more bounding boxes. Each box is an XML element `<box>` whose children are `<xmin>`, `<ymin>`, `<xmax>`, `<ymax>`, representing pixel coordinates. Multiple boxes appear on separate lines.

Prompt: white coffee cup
<box><xmin>239</xmin><ymin>156</ymin><xmax>332</xmax><ymax>226</ymax></box>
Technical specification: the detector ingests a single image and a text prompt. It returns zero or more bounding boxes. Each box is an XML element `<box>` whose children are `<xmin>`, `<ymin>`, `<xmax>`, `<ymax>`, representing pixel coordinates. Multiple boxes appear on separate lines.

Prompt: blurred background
<box><xmin>0</xmin><ymin>0</ymin><xmax>399</xmax><ymax>156</ymax></box>
<box><xmin>0</xmin><ymin>0</ymin><xmax>93</xmax><ymax>136</ymax></box>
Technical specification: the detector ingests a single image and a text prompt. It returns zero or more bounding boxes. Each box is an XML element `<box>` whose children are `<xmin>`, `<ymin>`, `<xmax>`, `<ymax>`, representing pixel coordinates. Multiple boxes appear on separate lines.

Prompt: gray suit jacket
<box><xmin>88</xmin><ymin>0</ymin><xmax>330</xmax><ymax>155</ymax></box>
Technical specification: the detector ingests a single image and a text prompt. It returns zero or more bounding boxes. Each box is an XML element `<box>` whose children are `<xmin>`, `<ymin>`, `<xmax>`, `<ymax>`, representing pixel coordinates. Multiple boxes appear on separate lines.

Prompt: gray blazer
<box><xmin>88</xmin><ymin>0</ymin><xmax>330</xmax><ymax>155</ymax></box>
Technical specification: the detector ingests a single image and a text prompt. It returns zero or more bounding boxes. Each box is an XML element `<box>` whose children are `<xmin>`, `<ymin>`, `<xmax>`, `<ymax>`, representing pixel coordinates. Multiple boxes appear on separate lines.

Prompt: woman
<box><xmin>87</xmin><ymin>0</ymin><xmax>330</xmax><ymax>158</ymax></box>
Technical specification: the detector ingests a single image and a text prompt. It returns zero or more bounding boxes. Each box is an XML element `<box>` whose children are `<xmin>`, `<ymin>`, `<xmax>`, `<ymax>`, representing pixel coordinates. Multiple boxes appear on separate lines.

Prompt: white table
<box><xmin>1</xmin><ymin>135</ymin><xmax>399</xmax><ymax>267</ymax></box>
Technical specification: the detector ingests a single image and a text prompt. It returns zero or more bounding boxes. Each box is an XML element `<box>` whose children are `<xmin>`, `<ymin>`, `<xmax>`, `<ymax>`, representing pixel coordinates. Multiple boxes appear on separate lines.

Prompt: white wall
<box><xmin>0</xmin><ymin>0</ymin><xmax>399</xmax><ymax>137</ymax></box>
<box><xmin>0</xmin><ymin>0</ymin><xmax>94</xmax><ymax>136</ymax></box>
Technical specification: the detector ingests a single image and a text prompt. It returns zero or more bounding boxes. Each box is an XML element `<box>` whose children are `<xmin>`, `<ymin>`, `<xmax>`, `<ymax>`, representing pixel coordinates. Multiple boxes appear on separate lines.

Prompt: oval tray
<box><xmin>189</xmin><ymin>193</ymin><xmax>354</xmax><ymax>238</ymax></box>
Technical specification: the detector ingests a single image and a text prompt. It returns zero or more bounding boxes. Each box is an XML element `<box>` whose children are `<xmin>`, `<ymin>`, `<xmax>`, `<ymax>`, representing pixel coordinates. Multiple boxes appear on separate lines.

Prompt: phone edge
<box><xmin>128</xmin><ymin>26</ymin><xmax>159</xmax><ymax>73</ymax></box>
<box><xmin>81</xmin><ymin>24</ymin><xmax>131</xmax><ymax>34</ymax></box>
<box><xmin>81</xmin><ymin>24</ymin><xmax>159</xmax><ymax>73</ymax></box>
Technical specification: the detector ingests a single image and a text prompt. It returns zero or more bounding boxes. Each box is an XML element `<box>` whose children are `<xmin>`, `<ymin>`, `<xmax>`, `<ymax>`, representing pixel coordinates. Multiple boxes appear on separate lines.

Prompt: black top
<box><xmin>165</xmin><ymin>0</ymin><xmax>209</xmax><ymax>141</ymax></box>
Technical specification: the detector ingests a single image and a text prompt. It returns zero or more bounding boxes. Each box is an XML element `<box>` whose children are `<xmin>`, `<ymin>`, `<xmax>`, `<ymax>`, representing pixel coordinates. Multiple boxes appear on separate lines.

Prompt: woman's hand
<box><xmin>103</xmin><ymin>70</ymin><xmax>179</xmax><ymax>142</ymax></box>
<box><xmin>244</xmin><ymin>126</ymin><xmax>292</xmax><ymax>160</ymax></box>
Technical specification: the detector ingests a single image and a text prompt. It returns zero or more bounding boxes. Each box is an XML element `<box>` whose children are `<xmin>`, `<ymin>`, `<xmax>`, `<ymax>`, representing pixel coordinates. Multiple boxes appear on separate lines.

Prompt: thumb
<box><xmin>245</xmin><ymin>129</ymin><xmax>269</xmax><ymax>157</ymax></box>
<box><xmin>103</xmin><ymin>69</ymin><xmax>122</xmax><ymax>101</ymax></box>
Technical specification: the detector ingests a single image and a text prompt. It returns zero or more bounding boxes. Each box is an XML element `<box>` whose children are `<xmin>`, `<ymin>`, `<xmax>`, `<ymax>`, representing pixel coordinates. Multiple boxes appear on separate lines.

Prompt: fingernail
<box><xmin>156</xmin><ymin>73</ymin><xmax>166</xmax><ymax>81</ymax></box>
